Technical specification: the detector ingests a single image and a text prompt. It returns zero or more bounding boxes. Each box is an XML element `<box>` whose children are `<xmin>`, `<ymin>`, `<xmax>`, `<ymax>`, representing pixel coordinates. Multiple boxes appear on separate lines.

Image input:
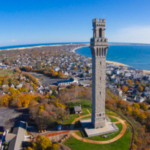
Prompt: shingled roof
<box><xmin>74</xmin><ymin>105</ymin><xmax>82</xmax><ymax>112</ymax></box>
<box><xmin>8</xmin><ymin>121</ymin><xmax>26</xmax><ymax>150</ymax></box>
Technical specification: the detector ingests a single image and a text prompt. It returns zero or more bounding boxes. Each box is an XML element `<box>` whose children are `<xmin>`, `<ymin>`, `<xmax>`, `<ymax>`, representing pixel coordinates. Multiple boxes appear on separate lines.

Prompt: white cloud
<box><xmin>109</xmin><ymin>26</ymin><xmax>150</xmax><ymax>44</ymax></box>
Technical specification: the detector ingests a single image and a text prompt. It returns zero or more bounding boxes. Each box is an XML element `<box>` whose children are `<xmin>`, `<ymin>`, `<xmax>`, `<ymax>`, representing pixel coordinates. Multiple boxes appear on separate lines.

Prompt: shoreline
<box><xmin>74</xmin><ymin>47</ymin><xmax>150</xmax><ymax>74</ymax></box>
<box><xmin>0</xmin><ymin>44</ymin><xmax>66</xmax><ymax>52</ymax></box>
<box><xmin>1</xmin><ymin>43</ymin><xmax>150</xmax><ymax>74</ymax></box>
<box><xmin>0</xmin><ymin>43</ymin><xmax>89</xmax><ymax>52</ymax></box>
<box><xmin>71</xmin><ymin>46</ymin><xmax>88</xmax><ymax>53</ymax></box>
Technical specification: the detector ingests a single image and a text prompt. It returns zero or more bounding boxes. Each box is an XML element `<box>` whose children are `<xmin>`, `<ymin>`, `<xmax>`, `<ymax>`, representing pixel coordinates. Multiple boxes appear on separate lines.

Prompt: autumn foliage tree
<box><xmin>138</xmin><ymin>86</ymin><xmax>144</xmax><ymax>92</ymax></box>
<box><xmin>25</xmin><ymin>135</ymin><xmax>59</xmax><ymax>150</ymax></box>
<box><xmin>21</xmin><ymin>66</ymin><xmax>32</xmax><ymax>72</ymax></box>
<box><xmin>122</xmin><ymin>85</ymin><xmax>128</xmax><ymax>93</ymax></box>
<box><xmin>127</xmin><ymin>79</ymin><xmax>133</xmax><ymax>87</ymax></box>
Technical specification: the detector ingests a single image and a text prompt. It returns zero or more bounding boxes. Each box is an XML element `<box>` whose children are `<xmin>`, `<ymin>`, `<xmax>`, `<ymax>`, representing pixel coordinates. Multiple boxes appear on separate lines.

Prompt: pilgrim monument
<box><xmin>90</xmin><ymin>18</ymin><xmax>108</xmax><ymax>128</ymax></box>
<box><xmin>80</xmin><ymin>18</ymin><xmax>118</xmax><ymax>137</ymax></box>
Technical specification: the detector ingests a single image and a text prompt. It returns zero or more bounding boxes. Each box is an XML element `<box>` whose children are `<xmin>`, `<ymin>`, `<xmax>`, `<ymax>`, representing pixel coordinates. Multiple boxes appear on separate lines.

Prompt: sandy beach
<box><xmin>0</xmin><ymin>44</ymin><xmax>65</xmax><ymax>52</ymax></box>
<box><xmin>1</xmin><ymin>43</ymin><xmax>90</xmax><ymax>52</ymax></box>
<box><xmin>106</xmin><ymin>60</ymin><xmax>128</xmax><ymax>67</ymax></box>
<box><xmin>72</xmin><ymin>46</ymin><xmax>88</xmax><ymax>53</ymax></box>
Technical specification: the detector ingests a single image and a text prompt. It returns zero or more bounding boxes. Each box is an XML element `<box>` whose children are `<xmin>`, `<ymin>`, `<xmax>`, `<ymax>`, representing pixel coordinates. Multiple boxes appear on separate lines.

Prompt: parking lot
<box><xmin>0</xmin><ymin>108</ymin><xmax>28</xmax><ymax>129</ymax></box>
<box><xmin>30</xmin><ymin>72</ymin><xmax>66</xmax><ymax>86</ymax></box>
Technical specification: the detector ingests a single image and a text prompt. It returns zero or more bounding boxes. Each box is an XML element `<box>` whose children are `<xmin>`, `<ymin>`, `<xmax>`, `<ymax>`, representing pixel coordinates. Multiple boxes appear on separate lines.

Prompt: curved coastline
<box><xmin>74</xmin><ymin>47</ymin><xmax>150</xmax><ymax>74</ymax></box>
<box><xmin>1</xmin><ymin>44</ymin><xmax>150</xmax><ymax>74</ymax></box>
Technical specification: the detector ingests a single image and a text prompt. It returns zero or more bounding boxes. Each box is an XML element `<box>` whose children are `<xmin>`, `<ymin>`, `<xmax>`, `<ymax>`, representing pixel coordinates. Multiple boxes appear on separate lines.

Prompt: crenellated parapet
<box><xmin>92</xmin><ymin>18</ymin><xmax>107</xmax><ymax>38</ymax></box>
<box><xmin>92</xmin><ymin>18</ymin><xmax>106</xmax><ymax>23</ymax></box>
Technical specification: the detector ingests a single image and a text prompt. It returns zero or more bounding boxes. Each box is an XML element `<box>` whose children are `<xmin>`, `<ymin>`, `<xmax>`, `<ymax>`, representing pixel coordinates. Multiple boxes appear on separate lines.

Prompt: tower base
<box><xmin>80</xmin><ymin>117</ymin><xmax>118</xmax><ymax>137</ymax></box>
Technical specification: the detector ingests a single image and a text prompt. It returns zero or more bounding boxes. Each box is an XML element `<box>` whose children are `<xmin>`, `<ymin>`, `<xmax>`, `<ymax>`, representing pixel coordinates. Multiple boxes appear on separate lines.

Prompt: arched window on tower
<box><xmin>99</xmin><ymin>28</ymin><xmax>102</xmax><ymax>37</ymax></box>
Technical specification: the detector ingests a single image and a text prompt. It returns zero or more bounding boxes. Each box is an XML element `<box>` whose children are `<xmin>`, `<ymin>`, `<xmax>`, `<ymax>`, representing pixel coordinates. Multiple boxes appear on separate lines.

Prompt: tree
<box><xmin>139</xmin><ymin>103</ymin><xmax>148</xmax><ymax>111</ymax></box>
<box><xmin>21</xmin><ymin>66</ymin><xmax>32</xmax><ymax>72</ymax></box>
<box><xmin>127</xmin><ymin>79</ymin><xmax>132</xmax><ymax>87</ymax></box>
<box><xmin>50</xmin><ymin>68</ymin><xmax>54</xmax><ymax>74</ymax></box>
<box><xmin>24</xmin><ymin>147</ymin><xmax>34</xmax><ymax>150</ymax></box>
<box><xmin>138</xmin><ymin>86</ymin><xmax>144</xmax><ymax>92</ymax></box>
<box><xmin>33</xmin><ymin>135</ymin><xmax>52</xmax><ymax>150</ymax></box>
<box><xmin>58</xmin><ymin>70</ymin><xmax>63</xmax><ymax>78</ymax></box>
<box><xmin>126</xmin><ymin>105</ymin><xmax>132</xmax><ymax>114</ymax></box>
<box><xmin>117</xmin><ymin>100</ymin><xmax>126</xmax><ymax>109</ymax></box>
<box><xmin>14</xmin><ymin>67</ymin><xmax>21</xmax><ymax>73</ymax></box>
<box><xmin>122</xmin><ymin>86</ymin><xmax>128</xmax><ymax>93</ymax></box>
<box><xmin>138</xmin><ymin>113</ymin><xmax>146</xmax><ymax>123</ymax></box>
<box><xmin>132</xmin><ymin>103</ymin><xmax>140</xmax><ymax>109</ymax></box>
<box><xmin>135</xmin><ymin>80</ymin><xmax>140</xmax><ymax>85</ymax></box>
<box><xmin>73</xmin><ymin>66</ymin><xmax>78</xmax><ymax>70</ymax></box>
<box><xmin>113</xmin><ymin>95</ymin><xmax>117</xmax><ymax>101</ymax></box>
<box><xmin>132</xmin><ymin>108</ymin><xmax>140</xmax><ymax>118</ymax></box>
<box><xmin>51</xmin><ymin>143</ymin><xmax>59</xmax><ymax>150</ymax></box>
<box><xmin>52</xmin><ymin>89</ymin><xmax>57</xmax><ymax>97</ymax></box>
<box><xmin>132</xmin><ymin>144</ymin><xmax>137</xmax><ymax>150</ymax></box>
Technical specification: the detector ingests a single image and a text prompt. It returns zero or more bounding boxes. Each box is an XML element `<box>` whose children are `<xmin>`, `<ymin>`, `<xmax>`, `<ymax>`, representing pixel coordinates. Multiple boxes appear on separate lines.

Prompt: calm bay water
<box><xmin>75</xmin><ymin>45</ymin><xmax>150</xmax><ymax>71</ymax></box>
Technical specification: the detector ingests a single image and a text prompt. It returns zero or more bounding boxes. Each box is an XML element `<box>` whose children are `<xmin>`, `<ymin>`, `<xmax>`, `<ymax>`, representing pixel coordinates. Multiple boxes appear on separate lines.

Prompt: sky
<box><xmin>0</xmin><ymin>0</ymin><xmax>150</xmax><ymax>46</ymax></box>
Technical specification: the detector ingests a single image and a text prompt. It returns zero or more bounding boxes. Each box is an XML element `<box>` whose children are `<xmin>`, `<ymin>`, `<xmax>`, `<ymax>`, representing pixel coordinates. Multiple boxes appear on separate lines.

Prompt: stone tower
<box><xmin>90</xmin><ymin>18</ymin><xmax>108</xmax><ymax>128</ymax></box>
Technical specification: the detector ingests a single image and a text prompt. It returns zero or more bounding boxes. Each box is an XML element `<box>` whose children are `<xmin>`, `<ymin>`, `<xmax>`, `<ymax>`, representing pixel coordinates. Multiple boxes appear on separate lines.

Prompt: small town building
<box><xmin>135</xmin><ymin>96</ymin><xmax>145</xmax><ymax>103</ymax></box>
<box><xmin>115</xmin><ymin>88</ymin><xmax>123</xmax><ymax>97</ymax></box>
<box><xmin>74</xmin><ymin>105</ymin><xmax>82</xmax><ymax>114</ymax></box>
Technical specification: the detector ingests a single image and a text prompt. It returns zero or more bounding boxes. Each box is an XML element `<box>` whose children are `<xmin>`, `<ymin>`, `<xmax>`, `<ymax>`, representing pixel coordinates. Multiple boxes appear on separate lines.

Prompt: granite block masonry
<box><xmin>90</xmin><ymin>18</ymin><xmax>108</xmax><ymax>128</ymax></box>
<box><xmin>80</xmin><ymin>18</ymin><xmax>118</xmax><ymax>137</ymax></box>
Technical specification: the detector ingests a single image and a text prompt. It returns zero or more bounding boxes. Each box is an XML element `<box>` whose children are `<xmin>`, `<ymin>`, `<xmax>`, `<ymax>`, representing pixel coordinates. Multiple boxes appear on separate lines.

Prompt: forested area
<box><xmin>106</xmin><ymin>88</ymin><xmax>150</xmax><ymax>150</ymax></box>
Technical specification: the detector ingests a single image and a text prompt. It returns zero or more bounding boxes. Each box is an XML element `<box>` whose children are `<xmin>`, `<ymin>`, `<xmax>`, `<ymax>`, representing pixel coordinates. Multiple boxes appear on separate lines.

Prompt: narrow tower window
<box><xmin>104</xmin><ymin>49</ymin><xmax>106</xmax><ymax>56</ymax></box>
<box><xmin>99</xmin><ymin>28</ymin><xmax>102</xmax><ymax>37</ymax></box>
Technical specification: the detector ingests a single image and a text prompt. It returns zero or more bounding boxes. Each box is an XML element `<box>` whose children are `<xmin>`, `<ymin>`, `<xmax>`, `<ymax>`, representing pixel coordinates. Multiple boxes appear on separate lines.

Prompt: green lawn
<box><xmin>60</xmin><ymin>99</ymin><xmax>119</xmax><ymax>126</ymax></box>
<box><xmin>64</xmin><ymin>124</ymin><xmax>131</xmax><ymax>150</ymax></box>
<box><xmin>58</xmin><ymin>99</ymin><xmax>92</xmax><ymax>125</ymax></box>
<box><xmin>64</xmin><ymin>99</ymin><xmax>132</xmax><ymax>150</ymax></box>
<box><xmin>108</xmin><ymin>116</ymin><xmax>118</xmax><ymax>122</ymax></box>
<box><xmin>81</xmin><ymin>116</ymin><xmax>91</xmax><ymax>120</ymax></box>
<box><xmin>105</xmin><ymin>109</ymin><xmax>120</xmax><ymax>117</ymax></box>
<box><xmin>0</xmin><ymin>69</ymin><xmax>14</xmax><ymax>76</ymax></box>
<box><xmin>58</xmin><ymin>114</ymin><xmax>79</xmax><ymax>125</ymax></box>
<box><xmin>76</xmin><ymin>123</ymin><xmax>122</xmax><ymax>141</ymax></box>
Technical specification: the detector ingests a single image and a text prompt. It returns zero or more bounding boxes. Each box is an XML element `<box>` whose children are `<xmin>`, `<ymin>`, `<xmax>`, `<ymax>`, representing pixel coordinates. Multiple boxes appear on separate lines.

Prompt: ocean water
<box><xmin>75</xmin><ymin>45</ymin><xmax>150</xmax><ymax>71</ymax></box>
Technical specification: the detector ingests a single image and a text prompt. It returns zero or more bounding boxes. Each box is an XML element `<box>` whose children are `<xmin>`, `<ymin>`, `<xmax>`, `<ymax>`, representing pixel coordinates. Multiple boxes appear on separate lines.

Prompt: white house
<box><xmin>115</xmin><ymin>88</ymin><xmax>123</xmax><ymax>97</ymax></box>
<box><xmin>135</xmin><ymin>96</ymin><xmax>145</xmax><ymax>103</ymax></box>
<box><xmin>53</xmin><ymin>66</ymin><xmax>60</xmax><ymax>72</ymax></box>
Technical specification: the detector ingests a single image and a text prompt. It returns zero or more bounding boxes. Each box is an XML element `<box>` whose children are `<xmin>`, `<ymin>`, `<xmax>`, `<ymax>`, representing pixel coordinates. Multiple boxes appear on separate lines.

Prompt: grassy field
<box><xmin>59</xmin><ymin>99</ymin><xmax>119</xmax><ymax>126</ymax></box>
<box><xmin>64</xmin><ymin>124</ymin><xmax>131</xmax><ymax>150</ymax></box>
<box><xmin>108</xmin><ymin>116</ymin><xmax>118</xmax><ymax>122</ymax></box>
<box><xmin>64</xmin><ymin>99</ymin><xmax>132</xmax><ymax>150</ymax></box>
<box><xmin>0</xmin><ymin>69</ymin><xmax>14</xmax><ymax>76</ymax></box>
<box><xmin>77</xmin><ymin>123</ymin><xmax>122</xmax><ymax>141</ymax></box>
<box><xmin>58</xmin><ymin>99</ymin><xmax>91</xmax><ymax>125</ymax></box>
